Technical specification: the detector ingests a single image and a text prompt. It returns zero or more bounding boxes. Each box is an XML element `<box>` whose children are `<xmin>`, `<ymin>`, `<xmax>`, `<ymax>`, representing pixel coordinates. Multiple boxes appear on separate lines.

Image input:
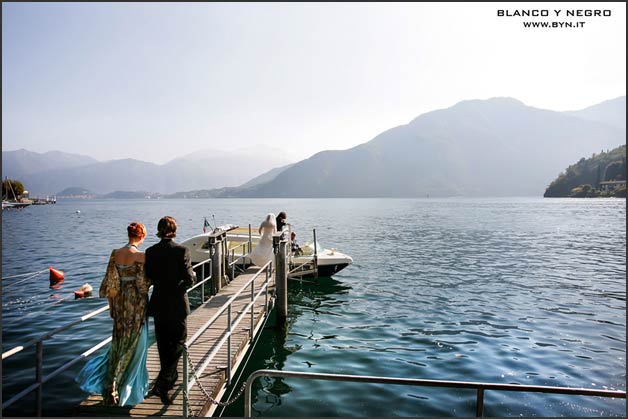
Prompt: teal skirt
<box><xmin>75</xmin><ymin>322</ymin><xmax>149</xmax><ymax>406</ymax></box>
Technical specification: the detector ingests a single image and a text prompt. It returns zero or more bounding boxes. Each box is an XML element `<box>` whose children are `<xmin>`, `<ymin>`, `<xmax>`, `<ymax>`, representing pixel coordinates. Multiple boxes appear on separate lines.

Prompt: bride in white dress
<box><xmin>249</xmin><ymin>213</ymin><xmax>277</xmax><ymax>267</ymax></box>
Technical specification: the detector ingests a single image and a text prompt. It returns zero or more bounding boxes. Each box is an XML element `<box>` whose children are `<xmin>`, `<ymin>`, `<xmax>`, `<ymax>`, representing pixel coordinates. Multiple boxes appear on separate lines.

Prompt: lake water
<box><xmin>2</xmin><ymin>198</ymin><xmax>626</xmax><ymax>416</ymax></box>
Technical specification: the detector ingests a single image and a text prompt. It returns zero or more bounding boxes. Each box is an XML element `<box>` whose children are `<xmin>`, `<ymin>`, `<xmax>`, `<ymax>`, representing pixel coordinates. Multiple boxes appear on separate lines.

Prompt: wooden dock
<box><xmin>75</xmin><ymin>266</ymin><xmax>275</xmax><ymax>417</ymax></box>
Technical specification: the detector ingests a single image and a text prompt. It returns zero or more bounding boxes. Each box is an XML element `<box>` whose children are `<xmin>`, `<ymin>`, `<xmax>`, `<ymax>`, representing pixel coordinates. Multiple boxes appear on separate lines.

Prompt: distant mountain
<box><xmin>544</xmin><ymin>145</ymin><xmax>626</xmax><ymax>197</ymax></box>
<box><xmin>232</xmin><ymin>97</ymin><xmax>626</xmax><ymax>197</ymax></box>
<box><xmin>565</xmin><ymin>96</ymin><xmax>626</xmax><ymax>132</ymax></box>
<box><xmin>55</xmin><ymin>187</ymin><xmax>163</xmax><ymax>199</ymax></box>
<box><xmin>2</xmin><ymin>149</ymin><xmax>98</xmax><ymax>179</ymax></box>
<box><xmin>237</xmin><ymin>163</ymin><xmax>295</xmax><ymax>189</ymax></box>
<box><xmin>26</xmin><ymin>158</ymin><xmax>164</xmax><ymax>195</ymax></box>
<box><xmin>2</xmin><ymin>147</ymin><xmax>293</xmax><ymax>195</ymax></box>
<box><xmin>103</xmin><ymin>191</ymin><xmax>162</xmax><ymax>199</ymax></box>
<box><xmin>160</xmin><ymin>147</ymin><xmax>292</xmax><ymax>192</ymax></box>
<box><xmin>56</xmin><ymin>187</ymin><xmax>98</xmax><ymax>198</ymax></box>
<box><xmin>163</xmin><ymin>163</ymin><xmax>295</xmax><ymax>198</ymax></box>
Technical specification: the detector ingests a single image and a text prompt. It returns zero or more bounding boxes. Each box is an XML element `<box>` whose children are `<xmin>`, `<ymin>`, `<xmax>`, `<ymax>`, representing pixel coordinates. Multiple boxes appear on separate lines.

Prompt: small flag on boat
<box><xmin>203</xmin><ymin>217</ymin><xmax>210</xmax><ymax>233</ymax></box>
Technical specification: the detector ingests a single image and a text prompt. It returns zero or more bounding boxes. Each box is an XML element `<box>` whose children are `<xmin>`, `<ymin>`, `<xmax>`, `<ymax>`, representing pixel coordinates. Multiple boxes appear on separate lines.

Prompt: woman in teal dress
<box><xmin>76</xmin><ymin>222</ymin><xmax>151</xmax><ymax>406</ymax></box>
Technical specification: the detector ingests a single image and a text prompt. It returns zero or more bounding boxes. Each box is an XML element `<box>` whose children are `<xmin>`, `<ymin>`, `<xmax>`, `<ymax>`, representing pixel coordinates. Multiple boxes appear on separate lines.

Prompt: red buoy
<box><xmin>74</xmin><ymin>290</ymin><xmax>85</xmax><ymax>299</ymax></box>
<box><xmin>49</xmin><ymin>267</ymin><xmax>65</xmax><ymax>287</ymax></box>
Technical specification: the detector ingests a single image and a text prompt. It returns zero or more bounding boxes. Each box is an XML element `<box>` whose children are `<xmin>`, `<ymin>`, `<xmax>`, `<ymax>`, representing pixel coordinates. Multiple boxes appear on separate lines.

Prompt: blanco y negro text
<box><xmin>497</xmin><ymin>10</ymin><xmax>611</xmax><ymax>17</ymax></box>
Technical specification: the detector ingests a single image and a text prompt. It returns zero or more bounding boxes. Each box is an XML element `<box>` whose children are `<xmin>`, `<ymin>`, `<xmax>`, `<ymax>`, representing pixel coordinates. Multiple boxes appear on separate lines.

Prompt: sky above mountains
<box><xmin>2</xmin><ymin>2</ymin><xmax>626</xmax><ymax>164</ymax></box>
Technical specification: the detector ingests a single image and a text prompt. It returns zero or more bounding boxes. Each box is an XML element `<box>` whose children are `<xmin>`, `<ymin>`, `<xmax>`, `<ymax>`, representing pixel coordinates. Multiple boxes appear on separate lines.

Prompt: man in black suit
<box><xmin>145</xmin><ymin>216</ymin><xmax>196</xmax><ymax>405</ymax></box>
<box><xmin>276</xmin><ymin>211</ymin><xmax>287</xmax><ymax>232</ymax></box>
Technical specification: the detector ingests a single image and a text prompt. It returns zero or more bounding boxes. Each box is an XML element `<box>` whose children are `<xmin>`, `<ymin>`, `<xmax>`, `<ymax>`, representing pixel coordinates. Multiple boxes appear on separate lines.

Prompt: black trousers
<box><xmin>153</xmin><ymin>316</ymin><xmax>187</xmax><ymax>391</ymax></box>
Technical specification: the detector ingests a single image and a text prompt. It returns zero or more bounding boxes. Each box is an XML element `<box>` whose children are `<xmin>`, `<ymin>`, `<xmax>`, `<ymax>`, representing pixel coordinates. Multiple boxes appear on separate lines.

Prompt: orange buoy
<box><xmin>49</xmin><ymin>267</ymin><xmax>65</xmax><ymax>287</ymax></box>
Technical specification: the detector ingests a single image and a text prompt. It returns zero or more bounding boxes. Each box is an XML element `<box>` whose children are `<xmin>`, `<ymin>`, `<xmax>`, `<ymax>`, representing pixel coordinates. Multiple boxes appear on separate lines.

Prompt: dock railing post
<box><xmin>248</xmin><ymin>224</ymin><xmax>252</xmax><ymax>264</ymax></box>
<box><xmin>227</xmin><ymin>304</ymin><xmax>232</xmax><ymax>385</ymax></box>
<box><xmin>182</xmin><ymin>346</ymin><xmax>189</xmax><ymax>417</ymax></box>
<box><xmin>35</xmin><ymin>341</ymin><xmax>43</xmax><ymax>417</ymax></box>
<box><xmin>264</xmin><ymin>268</ymin><xmax>269</xmax><ymax>312</ymax></box>
<box><xmin>231</xmin><ymin>248</ymin><xmax>235</xmax><ymax>280</ymax></box>
<box><xmin>210</xmin><ymin>232</ymin><xmax>223</xmax><ymax>295</ymax></box>
<box><xmin>476</xmin><ymin>387</ymin><xmax>485</xmax><ymax>417</ymax></box>
<box><xmin>273</xmin><ymin>232</ymin><xmax>289</xmax><ymax>325</ymax></box>
<box><xmin>313</xmin><ymin>228</ymin><xmax>318</xmax><ymax>278</ymax></box>
<box><xmin>201</xmin><ymin>262</ymin><xmax>205</xmax><ymax>303</ymax></box>
<box><xmin>250</xmin><ymin>279</ymin><xmax>255</xmax><ymax>341</ymax></box>
<box><xmin>221</xmin><ymin>233</ymin><xmax>228</xmax><ymax>284</ymax></box>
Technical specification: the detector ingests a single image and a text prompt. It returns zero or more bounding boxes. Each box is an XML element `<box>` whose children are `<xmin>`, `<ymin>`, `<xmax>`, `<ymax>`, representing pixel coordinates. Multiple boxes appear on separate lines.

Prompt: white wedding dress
<box><xmin>249</xmin><ymin>214</ymin><xmax>276</xmax><ymax>267</ymax></box>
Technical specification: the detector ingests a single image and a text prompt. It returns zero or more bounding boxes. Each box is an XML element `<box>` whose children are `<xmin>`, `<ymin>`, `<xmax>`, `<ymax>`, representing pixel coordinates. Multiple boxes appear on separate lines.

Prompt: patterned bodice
<box><xmin>116</xmin><ymin>263</ymin><xmax>144</xmax><ymax>282</ymax></box>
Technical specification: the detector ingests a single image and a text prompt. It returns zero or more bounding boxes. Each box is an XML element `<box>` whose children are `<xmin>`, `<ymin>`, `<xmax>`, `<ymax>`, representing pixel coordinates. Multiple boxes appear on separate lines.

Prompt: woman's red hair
<box><xmin>127</xmin><ymin>222</ymin><xmax>147</xmax><ymax>239</ymax></box>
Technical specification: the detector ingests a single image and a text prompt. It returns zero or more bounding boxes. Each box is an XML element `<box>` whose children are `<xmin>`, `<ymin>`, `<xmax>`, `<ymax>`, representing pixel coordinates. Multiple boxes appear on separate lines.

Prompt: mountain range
<box><xmin>1</xmin><ymin>146</ymin><xmax>292</xmax><ymax>196</ymax></box>
<box><xmin>3</xmin><ymin>96</ymin><xmax>625</xmax><ymax>197</ymax></box>
<box><xmin>229</xmin><ymin>96</ymin><xmax>625</xmax><ymax>197</ymax></box>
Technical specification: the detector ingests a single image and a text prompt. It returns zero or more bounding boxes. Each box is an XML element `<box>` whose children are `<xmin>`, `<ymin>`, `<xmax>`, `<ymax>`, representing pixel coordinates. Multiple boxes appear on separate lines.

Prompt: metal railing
<box><xmin>244</xmin><ymin>370</ymin><xmax>627</xmax><ymax>417</ymax></box>
<box><xmin>1</xmin><ymin>304</ymin><xmax>113</xmax><ymax>416</ymax></box>
<box><xmin>187</xmin><ymin>258</ymin><xmax>213</xmax><ymax>303</ymax></box>
<box><xmin>227</xmin><ymin>241</ymin><xmax>250</xmax><ymax>279</ymax></box>
<box><xmin>2</xmin><ymin>255</ymin><xmax>213</xmax><ymax>416</ymax></box>
<box><xmin>182</xmin><ymin>259</ymin><xmax>273</xmax><ymax>417</ymax></box>
<box><xmin>285</xmin><ymin>227</ymin><xmax>318</xmax><ymax>278</ymax></box>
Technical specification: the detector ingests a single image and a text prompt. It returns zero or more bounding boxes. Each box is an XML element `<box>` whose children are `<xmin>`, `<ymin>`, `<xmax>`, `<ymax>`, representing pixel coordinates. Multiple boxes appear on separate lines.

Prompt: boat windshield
<box><xmin>298</xmin><ymin>240</ymin><xmax>323</xmax><ymax>256</ymax></box>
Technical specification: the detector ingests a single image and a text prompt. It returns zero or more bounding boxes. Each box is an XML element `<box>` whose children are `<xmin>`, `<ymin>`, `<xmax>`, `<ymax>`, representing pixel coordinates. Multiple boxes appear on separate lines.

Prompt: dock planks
<box><xmin>75</xmin><ymin>267</ymin><xmax>274</xmax><ymax>417</ymax></box>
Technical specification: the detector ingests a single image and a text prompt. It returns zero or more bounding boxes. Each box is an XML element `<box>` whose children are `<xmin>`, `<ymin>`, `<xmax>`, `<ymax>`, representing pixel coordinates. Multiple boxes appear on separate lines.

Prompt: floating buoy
<box><xmin>74</xmin><ymin>290</ymin><xmax>85</xmax><ymax>299</ymax></box>
<box><xmin>49</xmin><ymin>267</ymin><xmax>65</xmax><ymax>288</ymax></box>
<box><xmin>76</xmin><ymin>210</ymin><xmax>81</xmax><ymax>214</ymax></box>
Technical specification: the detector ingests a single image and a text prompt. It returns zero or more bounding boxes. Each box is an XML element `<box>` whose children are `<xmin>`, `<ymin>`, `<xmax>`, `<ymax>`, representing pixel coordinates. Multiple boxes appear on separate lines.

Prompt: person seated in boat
<box><xmin>81</xmin><ymin>283</ymin><xmax>94</xmax><ymax>297</ymax></box>
<box><xmin>74</xmin><ymin>283</ymin><xmax>94</xmax><ymax>299</ymax></box>
<box><xmin>276</xmin><ymin>211</ymin><xmax>287</xmax><ymax>232</ymax></box>
<box><xmin>290</xmin><ymin>231</ymin><xmax>303</xmax><ymax>256</ymax></box>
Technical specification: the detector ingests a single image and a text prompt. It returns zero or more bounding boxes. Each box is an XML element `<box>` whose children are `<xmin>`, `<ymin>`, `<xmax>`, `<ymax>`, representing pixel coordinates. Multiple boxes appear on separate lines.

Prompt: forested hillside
<box><xmin>544</xmin><ymin>145</ymin><xmax>626</xmax><ymax>198</ymax></box>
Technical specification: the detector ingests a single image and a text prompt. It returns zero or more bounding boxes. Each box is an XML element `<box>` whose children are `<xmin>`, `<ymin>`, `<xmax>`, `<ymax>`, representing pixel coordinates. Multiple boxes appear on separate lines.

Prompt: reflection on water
<box><xmin>219</xmin><ymin>277</ymin><xmax>351</xmax><ymax>417</ymax></box>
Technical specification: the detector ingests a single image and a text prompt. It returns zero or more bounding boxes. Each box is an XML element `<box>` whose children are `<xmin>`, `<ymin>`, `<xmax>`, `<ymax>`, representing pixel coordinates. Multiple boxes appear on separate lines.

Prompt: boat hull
<box><xmin>306</xmin><ymin>262</ymin><xmax>350</xmax><ymax>278</ymax></box>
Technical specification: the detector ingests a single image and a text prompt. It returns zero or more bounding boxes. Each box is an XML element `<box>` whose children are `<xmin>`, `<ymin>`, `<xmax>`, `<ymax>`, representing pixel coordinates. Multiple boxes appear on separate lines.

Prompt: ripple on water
<box><xmin>4</xmin><ymin>198</ymin><xmax>627</xmax><ymax>416</ymax></box>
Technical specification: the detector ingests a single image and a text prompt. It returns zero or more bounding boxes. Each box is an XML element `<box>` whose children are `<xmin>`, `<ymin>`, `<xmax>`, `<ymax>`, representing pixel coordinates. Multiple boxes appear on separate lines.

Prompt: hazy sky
<box><xmin>2</xmin><ymin>2</ymin><xmax>626</xmax><ymax>164</ymax></box>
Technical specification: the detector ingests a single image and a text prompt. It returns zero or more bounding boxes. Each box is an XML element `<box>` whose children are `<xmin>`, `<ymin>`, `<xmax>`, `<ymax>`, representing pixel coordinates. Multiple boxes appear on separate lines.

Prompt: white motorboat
<box><xmin>2</xmin><ymin>200</ymin><xmax>31</xmax><ymax>210</ymax></box>
<box><xmin>181</xmin><ymin>225</ymin><xmax>353</xmax><ymax>278</ymax></box>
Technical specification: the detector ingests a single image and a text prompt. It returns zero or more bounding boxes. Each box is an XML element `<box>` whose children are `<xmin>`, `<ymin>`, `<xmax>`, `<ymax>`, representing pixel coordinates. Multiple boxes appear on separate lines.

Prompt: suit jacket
<box><xmin>276</xmin><ymin>216</ymin><xmax>286</xmax><ymax>232</ymax></box>
<box><xmin>145</xmin><ymin>238</ymin><xmax>196</xmax><ymax>320</ymax></box>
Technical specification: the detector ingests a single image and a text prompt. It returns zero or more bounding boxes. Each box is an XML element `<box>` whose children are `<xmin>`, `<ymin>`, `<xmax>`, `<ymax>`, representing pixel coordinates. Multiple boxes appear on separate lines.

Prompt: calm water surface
<box><xmin>2</xmin><ymin>198</ymin><xmax>626</xmax><ymax>416</ymax></box>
